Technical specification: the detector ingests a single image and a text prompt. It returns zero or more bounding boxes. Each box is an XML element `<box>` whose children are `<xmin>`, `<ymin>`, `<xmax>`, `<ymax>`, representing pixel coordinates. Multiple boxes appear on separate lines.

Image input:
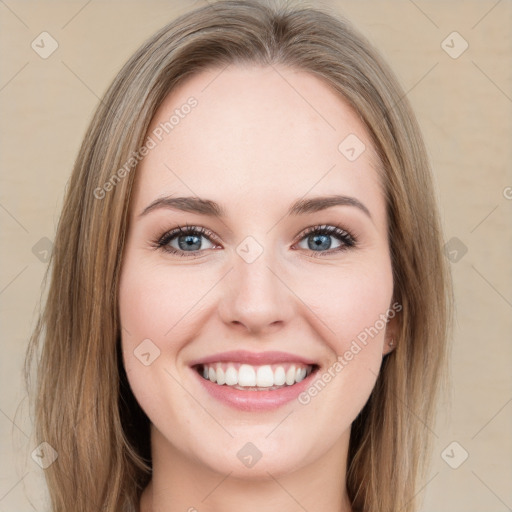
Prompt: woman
<box><xmin>25</xmin><ymin>1</ymin><xmax>453</xmax><ymax>511</ymax></box>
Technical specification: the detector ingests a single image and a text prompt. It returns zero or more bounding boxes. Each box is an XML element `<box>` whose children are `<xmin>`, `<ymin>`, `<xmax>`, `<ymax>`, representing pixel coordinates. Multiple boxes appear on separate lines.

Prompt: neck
<box><xmin>140</xmin><ymin>426</ymin><xmax>353</xmax><ymax>512</ymax></box>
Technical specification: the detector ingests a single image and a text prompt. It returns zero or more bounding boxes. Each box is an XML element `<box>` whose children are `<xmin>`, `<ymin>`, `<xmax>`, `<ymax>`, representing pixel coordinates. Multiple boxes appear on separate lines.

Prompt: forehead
<box><xmin>133</xmin><ymin>64</ymin><xmax>386</xmax><ymax>227</ymax></box>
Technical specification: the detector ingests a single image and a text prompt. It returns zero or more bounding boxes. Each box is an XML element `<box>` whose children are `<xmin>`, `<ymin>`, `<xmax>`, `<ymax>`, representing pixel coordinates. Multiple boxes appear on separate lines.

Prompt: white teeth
<box><xmin>216</xmin><ymin>366</ymin><xmax>226</xmax><ymax>385</ymax></box>
<box><xmin>199</xmin><ymin>362</ymin><xmax>314</xmax><ymax>388</ymax></box>
<box><xmin>256</xmin><ymin>365</ymin><xmax>274</xmax><ymax>387</ymax></box>
<box><xmin>296</xmin><ymin>367</ymin><xmax>307</xmax><ymax>382</ymax></box>
<box><xmin>285</xmin><ymin>365</ymin><xmax>296</xmax><ymax>385</ymax></box>
<box><xmin>238</xmin><ymin>364</ymin><xmax>256</xmax><ymax>386</ymax></box>
<box><xmin>225</xmin><ymin>366</ymin><xmax>238</xmax><ymax>386</ymax></box>
<box><xmin>274</xmin><ymin>366</ymin><xmax>286</xmax><ymax>386</ymax></box>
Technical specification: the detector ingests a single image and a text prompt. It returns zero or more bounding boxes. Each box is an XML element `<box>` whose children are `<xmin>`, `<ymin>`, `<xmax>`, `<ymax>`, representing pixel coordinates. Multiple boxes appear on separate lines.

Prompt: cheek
<box><xmin>118</xmin><ymin>258</ymin><xmax>209</xmax><ymax>433</ymax></box>
<box><xmin>118</xmin><ymin>256</ymin><xmax>203</xmax><ymax>400</ymax></box>
<box><xmin>119</xmin><ymin>257</ymin><xmax>209</xmax><ymax>346</ymax></box>
<box><xmin>297</xmin><ymin>258</ymin><xmax>394</xmax><ymax>346</ymax></box>
<box><xmin>299</xmin><ymin>258</ymin><xmax>393</xmax><ymax>396</ymax></box>
<box><xmin>292</xmin><ymin>258</ymin><xmax>393</xmax><ymax>408</ymax></box>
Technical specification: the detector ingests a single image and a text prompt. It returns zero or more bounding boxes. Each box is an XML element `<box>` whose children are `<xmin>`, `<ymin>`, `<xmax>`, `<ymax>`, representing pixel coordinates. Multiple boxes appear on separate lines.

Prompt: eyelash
<box><xmin>151</xmin><ymin>223</ymin><xmax>357</xmax><ymax>259</ymax></box>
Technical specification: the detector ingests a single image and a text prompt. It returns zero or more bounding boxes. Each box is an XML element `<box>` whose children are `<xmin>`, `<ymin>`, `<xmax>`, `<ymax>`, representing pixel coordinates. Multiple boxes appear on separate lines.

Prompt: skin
<box><xmin>119</xmin><ymin>64</ymin><xmax>397</xmax><ymax>512</ymax></box>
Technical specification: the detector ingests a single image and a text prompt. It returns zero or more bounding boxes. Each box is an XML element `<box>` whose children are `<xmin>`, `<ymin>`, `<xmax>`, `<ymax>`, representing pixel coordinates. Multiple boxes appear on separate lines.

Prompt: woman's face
<box><xmin>119</xmin><ymin>64</ymin><xmax>397</xmax><ymax>478</ymax></box>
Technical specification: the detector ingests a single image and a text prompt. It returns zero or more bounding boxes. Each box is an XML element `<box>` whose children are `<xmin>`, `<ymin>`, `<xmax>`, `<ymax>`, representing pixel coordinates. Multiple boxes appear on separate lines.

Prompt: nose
<box><xmin>217</xmin><ymin>246</ymin><xmax>296</xmax><ymax>336</ymax></box>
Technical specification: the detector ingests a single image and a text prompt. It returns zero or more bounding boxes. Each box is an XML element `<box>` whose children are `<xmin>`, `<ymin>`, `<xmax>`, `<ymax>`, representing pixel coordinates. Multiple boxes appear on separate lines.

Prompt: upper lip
<box><xmin>189</xmin><ymin>350</ymin><xmax>318</xmax><ymax>367</ymax></box>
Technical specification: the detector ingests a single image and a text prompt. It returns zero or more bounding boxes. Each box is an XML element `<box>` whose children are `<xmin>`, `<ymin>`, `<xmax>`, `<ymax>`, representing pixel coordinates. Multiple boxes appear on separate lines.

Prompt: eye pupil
<box><xmin>309</xmin><ymin>234</ymin><xmax>331</xmax><ymax>251</ymax></box>
<box><xmin>178</xmin><ymin>234</ymin><xmax>201</xmax><ymax>250</ymax></box>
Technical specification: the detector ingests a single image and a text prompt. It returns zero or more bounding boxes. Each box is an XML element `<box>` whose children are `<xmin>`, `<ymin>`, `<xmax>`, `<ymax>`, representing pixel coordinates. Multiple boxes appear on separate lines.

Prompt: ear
<box><xmin>382</xmin><ymin>312</ymin><xmax>399</xmax><ymax>356</ymax></box>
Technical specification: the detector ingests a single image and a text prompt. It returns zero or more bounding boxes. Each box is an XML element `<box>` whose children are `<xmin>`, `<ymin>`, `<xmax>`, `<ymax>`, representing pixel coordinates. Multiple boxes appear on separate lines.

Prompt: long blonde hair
<box><xmin>24</xmin><ymin>1</ymin><xmax>453</xmax><ymax>511</ymax></box>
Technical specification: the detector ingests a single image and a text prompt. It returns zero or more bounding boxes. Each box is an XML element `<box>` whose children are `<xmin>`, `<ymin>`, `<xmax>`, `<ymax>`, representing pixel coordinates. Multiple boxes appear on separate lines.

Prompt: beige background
<box><xmin>1</xmin><ymin>1</ymin><xmax>511</xmax><ymax>510</ymax></box>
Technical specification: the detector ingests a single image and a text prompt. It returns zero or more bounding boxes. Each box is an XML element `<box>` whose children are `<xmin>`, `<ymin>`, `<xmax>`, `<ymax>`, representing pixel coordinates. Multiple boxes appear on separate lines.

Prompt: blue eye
<box><xmin>296</xmin><ymin>224</ymin><xmax>356</xmax><ymax>256</ymax></box>
<box><xmin>153</xmin><ymin>223</ymin><xmax>357</xmax><ymax>258</ymax></box>
<box><xmin>154</xmin><ymin>225</ymin><xmax>218</xmax><ymax>257</ymax></box>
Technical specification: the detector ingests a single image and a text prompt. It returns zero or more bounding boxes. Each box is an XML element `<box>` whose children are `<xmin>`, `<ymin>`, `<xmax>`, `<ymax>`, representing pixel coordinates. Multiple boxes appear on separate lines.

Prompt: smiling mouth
<box><xmin>194</xmin><ymin>362</ymin><xmax>320</xmax><ymax>391</ymax></box>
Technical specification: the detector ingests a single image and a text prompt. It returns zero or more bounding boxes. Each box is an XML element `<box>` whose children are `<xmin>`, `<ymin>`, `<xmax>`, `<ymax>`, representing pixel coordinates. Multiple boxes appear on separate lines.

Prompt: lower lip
<box><xmin>191</xmin><ymin>366</ymin><xmax>318</xmax><ymax>412</ymax></box>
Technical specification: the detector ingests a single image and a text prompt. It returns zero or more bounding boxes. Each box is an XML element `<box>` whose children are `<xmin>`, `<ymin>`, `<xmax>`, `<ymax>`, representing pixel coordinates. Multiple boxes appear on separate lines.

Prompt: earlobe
<box><xmin>383</xmin><ymin>337</ymin><xmax>396</xmax><ymax>356</ymax></box>
<box><xmin>383</xmin><ymin>314</ymin><xmax>399</xmax><ymax>356</ymax></box>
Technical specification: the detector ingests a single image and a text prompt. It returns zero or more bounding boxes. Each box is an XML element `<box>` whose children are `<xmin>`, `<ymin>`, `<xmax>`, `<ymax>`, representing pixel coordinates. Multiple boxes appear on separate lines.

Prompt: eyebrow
<box><xmin>138</xmin><ymin>194</ymin><xmax>372</xmax><ymax>220</ymax></box>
